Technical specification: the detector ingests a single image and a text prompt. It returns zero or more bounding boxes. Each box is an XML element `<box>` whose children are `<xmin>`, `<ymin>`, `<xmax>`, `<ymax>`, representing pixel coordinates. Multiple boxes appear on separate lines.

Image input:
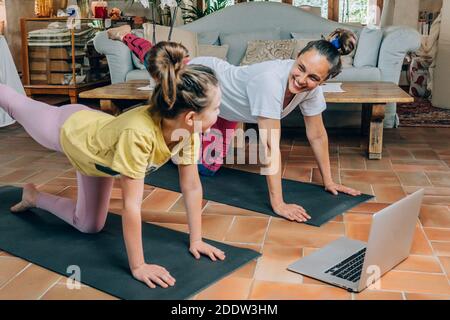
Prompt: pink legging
<box><xmin>0</xmin><ymin>84</ymin><xmax>114</xmax><ymax>233</ymax></box>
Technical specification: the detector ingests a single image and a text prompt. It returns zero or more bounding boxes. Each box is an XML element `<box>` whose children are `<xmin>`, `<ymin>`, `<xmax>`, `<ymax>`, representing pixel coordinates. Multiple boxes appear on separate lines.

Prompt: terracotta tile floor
<box><xmin>1</xmin><ymin>123</ymin><xmax>450</xmax><ymax>300</ymax></box>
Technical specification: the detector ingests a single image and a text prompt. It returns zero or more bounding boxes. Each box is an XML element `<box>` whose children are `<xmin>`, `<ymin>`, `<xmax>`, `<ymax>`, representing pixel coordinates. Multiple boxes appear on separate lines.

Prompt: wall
<box><xmin>392</xmin><ymin>0</ymin><xmax>420</xmax><ymax>29</ymax></box>
<box><xmin>383</xmin><ymin>0</ymin><xmax>443</xmax><ymax>29</ymax></box>
<box><xmin>4</xmin><ymin>0</ymin><xmax>35</xmax><ymax>71</ymax></box>
<box><xmin>420</xmin><ymin>0</ymin><xmax>443</xmax><ymax>12</ymax></box>
<box><xmin>432</xmin><ymin>0</ymin><xmax>450</xmax><ymax>109</ymax></box>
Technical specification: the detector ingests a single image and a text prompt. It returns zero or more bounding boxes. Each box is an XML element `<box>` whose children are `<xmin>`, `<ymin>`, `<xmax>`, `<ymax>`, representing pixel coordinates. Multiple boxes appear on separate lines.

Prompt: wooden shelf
<box><xmin>21</xmin><ymin>17</ymin><xmax>110</xmax><ymax>103</ymax></box>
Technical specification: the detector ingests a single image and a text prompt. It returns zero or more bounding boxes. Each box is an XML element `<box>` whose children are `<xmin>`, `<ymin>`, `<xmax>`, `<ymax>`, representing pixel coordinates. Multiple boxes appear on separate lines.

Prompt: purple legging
<box><xmin>0</xmin><ymin>84</ymin><xmax>114</xmax><ymax>233</ymax></box>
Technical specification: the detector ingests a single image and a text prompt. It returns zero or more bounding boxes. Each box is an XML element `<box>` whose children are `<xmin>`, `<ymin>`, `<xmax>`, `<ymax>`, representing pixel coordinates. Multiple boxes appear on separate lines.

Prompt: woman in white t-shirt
<box><xmin>108</xmin><ymin>27</ymin><xmax>361</xmax><ymax>223</ymax></box>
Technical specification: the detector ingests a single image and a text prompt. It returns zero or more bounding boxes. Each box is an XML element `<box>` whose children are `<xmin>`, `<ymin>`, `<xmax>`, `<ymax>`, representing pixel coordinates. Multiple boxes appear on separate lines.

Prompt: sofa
<box><xmin>94</xmin><ymin>2</ymin><xmax>420</xmax><ymax>128</ymax></box>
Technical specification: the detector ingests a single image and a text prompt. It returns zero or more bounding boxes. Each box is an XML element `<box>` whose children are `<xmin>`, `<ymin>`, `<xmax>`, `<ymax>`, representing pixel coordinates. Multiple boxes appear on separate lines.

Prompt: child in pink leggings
<box><xmin>110</xmin><ymin>26</ymin><xmax>238</xmax><ymax>176</ymax></box>
<box><xmin>0</xmin><ymin>86</ymin><xmax>112</xmax><ymax>233</ymax></box>
<box><xmin>0</xmin><ymin>41</ymin><xmax>226</xmax><ymax>289</ymax></box>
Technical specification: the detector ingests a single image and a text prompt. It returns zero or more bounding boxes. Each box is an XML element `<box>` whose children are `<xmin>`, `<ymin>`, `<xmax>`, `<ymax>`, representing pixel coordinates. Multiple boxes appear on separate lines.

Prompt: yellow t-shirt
<box><xmin>60</xmin><ymin>105</ymin><xmax>200</xmax><ymax>179</ymax></box>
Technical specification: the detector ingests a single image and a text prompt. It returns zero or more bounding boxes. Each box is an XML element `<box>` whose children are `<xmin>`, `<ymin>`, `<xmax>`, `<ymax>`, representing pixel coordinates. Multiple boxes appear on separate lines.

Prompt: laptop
<box><xmin>288</xmin><ymin>189</ymin><xmax>424</xmax><ymax>293</ymax></box>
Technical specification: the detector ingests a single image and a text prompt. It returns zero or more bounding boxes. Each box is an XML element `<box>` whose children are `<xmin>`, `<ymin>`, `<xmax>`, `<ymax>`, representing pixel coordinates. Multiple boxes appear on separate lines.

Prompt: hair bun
<box><xmin>147</xmin><ymin>41</ymin><xmax>189</xmax><ymax>109</ymax></box>
<box><xmin>330</xmin><ymin>37</ymin><xmax>342</xmax><ymax>50</ymax></box>
<box><xmin>326</xmin><ymin>28</ymin><xmax>357</xmax><ymax>56</ymax></box>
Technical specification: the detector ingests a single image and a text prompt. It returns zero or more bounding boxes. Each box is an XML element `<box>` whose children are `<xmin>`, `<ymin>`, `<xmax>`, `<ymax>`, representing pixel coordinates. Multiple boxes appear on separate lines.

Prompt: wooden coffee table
<box><xmin>325</xmin><ymin>82</ymin><xmax>413</xmax><ymax>159</ymax></box>
<box><xmin>80</xmin><ymin>81</ymin><xmax>413</xmax><ymax>160</ymax></box>
<box><xmin>79</xmin><ymin>80</ymin><xmax>151</xmax><ymax>114</ymax></box>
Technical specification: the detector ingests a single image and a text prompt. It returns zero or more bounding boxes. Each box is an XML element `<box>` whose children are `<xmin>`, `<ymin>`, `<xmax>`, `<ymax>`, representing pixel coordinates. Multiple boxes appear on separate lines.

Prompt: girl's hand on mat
<box><xmin>325</xmin><ymin>182</ymin><xmax>362</xmax><ymax>197</ymax></box>
<box><xmin>273</xmin><ymin>202</ymin><xmax>311</xmax><ymax>223</ymax></box>
<box><xmin>190</xmin><ymin>240</ymin><xmax>226</xmax><ymax>261</ymax></box>
<box><xmin>131</xmin><ymin>263</ymin><xmax>176</xmax><ymax>289</ymax></box>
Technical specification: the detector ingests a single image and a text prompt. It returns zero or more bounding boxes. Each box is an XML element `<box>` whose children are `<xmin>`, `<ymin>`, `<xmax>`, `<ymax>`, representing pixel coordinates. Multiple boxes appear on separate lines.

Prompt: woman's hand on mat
<box><xmin>131</xmin><ymin>263</ymin><xmax>176</xmax><ymax>289</ymax></box>
<box><xmin>273</xmin><ymin>202</ymin><xmax>311</xmax><ymax>223</ymax></box>
<box><xmin>190</xmin><ymin>240</ymin><xmax>226</xmax><ymax>261</ymax></box>
<box><xmin>324</xmin><ymin>182</ymin><xmax>362</xmax><ymax>197</ymax></box>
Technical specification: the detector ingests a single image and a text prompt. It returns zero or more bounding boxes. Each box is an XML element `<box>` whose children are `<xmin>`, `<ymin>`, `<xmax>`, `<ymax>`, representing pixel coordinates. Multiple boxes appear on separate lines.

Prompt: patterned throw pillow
<box><xmin>240</xmin><ymin>39</ymin><xmax>296</xmax><ymax>66</ymax></box>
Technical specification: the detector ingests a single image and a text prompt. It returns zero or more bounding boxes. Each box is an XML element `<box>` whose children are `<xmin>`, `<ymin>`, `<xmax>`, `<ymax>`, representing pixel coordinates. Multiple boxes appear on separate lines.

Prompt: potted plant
<box><xmin>182</xmin><ymin>0</ymin><xmax>229</xmax><ymax>24</ymax></box>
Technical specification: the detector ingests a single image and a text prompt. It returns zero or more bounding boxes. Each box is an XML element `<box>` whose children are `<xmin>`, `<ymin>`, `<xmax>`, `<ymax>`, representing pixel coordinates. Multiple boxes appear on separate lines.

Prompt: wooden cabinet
<box><xmin>21</xmin><ymin>17</ymin><xmax>110</xmax><ymax>103</ymax></box>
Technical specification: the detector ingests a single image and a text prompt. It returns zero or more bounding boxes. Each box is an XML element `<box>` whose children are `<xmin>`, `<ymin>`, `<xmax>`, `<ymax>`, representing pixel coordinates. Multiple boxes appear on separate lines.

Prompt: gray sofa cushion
<box><xmin>332</xmin><ymin>67</ymin><xmax>381</xmax><ymax>82</ymax></box>
<box><xmin>132</xmin><ymin>55</ymin><xmax>147</xmax><ymax>70</ymax></box>
<box><xmin>198</xmin><ymin>31</ymin><xmax>220</xmax><ymax>45</ymax></box>
<box><xmin>126</xmin><ymin>69</ymin><xmax>151</xmax><ymax>82</ymax></box>
<box><xmin>353</xmin><ymin>27</ymin><xmax>383</xmax><ymax>67</ymax></box>
<box><xmin>291</xmin><ymin>32</ymin><xmax>324</xmax><ymax>40</ymax></box>
<box><xmin>219</xmin><ymin>29</ymin><xmax>281</xmax><ymax>65</ymax></box>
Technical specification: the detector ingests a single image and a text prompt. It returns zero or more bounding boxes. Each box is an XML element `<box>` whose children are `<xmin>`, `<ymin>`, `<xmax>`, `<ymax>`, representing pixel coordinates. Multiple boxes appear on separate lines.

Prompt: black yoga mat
<box><xmin>146</xmin><ymin>164</ymin><xmax>373</xmax><ymax>227</ymax></box>
<box><xmin>0</xmin><ymin>186</ymin><xmax>260</xmax><ymax>300</ymax></box>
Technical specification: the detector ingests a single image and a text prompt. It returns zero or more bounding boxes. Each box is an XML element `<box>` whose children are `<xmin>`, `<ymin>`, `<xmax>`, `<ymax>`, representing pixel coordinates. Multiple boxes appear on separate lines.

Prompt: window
<box><xmin>338</xmin><ymin>0</ymin><xmax>369</xmax><ymax>24</ymax></box>
<box><xmin>293</xmin><ymin>0</ymin><xmax>329</xmax><ymax>19</ymax></box>
<box><xmin>209</xmin><ymin>0</ymin><xmax>234</xmax><ymax>7</ymax></box>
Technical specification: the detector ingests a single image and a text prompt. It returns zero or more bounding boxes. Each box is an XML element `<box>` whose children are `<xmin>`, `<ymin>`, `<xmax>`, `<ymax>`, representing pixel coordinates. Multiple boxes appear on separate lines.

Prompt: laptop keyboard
<box><xmin>325</xmin><ymin>248</ymin><xmax>367</xmax><ymax>283</ymax></box>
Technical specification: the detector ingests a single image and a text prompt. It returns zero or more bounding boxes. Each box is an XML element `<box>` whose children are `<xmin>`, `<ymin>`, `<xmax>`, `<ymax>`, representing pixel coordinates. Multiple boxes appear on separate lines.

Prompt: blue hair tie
<box><xmin>330</xmin><ymin>37</ymin><xmax>341</xmax><ymax>50</ymax></box>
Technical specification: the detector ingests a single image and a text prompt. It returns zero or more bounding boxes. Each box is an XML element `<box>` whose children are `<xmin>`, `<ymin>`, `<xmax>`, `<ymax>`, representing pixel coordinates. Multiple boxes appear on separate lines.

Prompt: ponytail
<box><xmin>146</xmin><ymin>42</ymin><xmax>219</xmax><ymax>119</ymax></box>
<box><xmin>147</xmin><ymin>41</ymin><xmax>188</xmax><ymax>109</ymax></box>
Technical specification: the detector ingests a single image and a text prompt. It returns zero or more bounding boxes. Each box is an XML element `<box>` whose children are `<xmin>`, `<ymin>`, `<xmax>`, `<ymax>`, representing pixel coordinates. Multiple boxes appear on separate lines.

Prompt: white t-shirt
<box><xmin>189</xmin><ymin>57</ymin><xmax>327</xmax><ymax>124</ymax></box>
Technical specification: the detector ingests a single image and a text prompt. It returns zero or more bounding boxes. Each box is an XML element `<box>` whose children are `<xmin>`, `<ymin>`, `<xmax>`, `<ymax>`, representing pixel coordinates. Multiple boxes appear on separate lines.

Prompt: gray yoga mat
<box><xmin>0</xmin><ymin>186</ymin><xmax>260</xmax><ymax>300</ymax></box>
<box><xmin>146</xmin><ymin>163</ymin><xmax>373</xmax><ymax>227</ymax></box>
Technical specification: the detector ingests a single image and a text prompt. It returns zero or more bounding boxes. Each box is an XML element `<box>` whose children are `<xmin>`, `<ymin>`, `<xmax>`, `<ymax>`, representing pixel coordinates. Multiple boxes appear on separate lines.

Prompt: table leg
<box><xmin>361</xmin><ymin>103</ymin><xmax>371</xmax><ymax>136</ymax></box>
<box><xmin>69</xmin><ymin>95</ymin><xmax>78</xmax><ymax>104</ymax></box>
<box><xmin>367</xmin><ymin>104</ymin><xmax>385</xmax><ymax>160</ymax></box>
<box><xmin>24</xmin><ymin>88</ymin><xmax>33</xmax><ymax>98</ymax></box>
<box><xmin>100</xmin><ymin>100</ymin><xmax>120</xmax><ymax>115</ymax></box>
<box><xmin>69</xmin><ymin>89</ymin><xmax>78</xmax><ymax>104</ymax></box>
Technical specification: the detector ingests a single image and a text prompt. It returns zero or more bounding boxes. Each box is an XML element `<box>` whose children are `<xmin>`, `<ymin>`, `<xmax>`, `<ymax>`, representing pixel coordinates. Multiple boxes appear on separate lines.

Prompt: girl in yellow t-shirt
<box><xmin>0</xmin><ymin>41</ymin><xmax>224</xmax><ymax>289</ymax></box>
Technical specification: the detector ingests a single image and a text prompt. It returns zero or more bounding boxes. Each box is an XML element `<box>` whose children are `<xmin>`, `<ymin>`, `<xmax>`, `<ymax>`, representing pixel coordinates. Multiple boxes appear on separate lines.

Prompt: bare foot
<box><xmin>107</xmin><ymin>25</ymin><xmax>132</xmax><ymax>41</ymax></box>
<box><xmin>10</xmin><ymin>183</ymin><xmax>38</xmax><ymax>213</ymax></box>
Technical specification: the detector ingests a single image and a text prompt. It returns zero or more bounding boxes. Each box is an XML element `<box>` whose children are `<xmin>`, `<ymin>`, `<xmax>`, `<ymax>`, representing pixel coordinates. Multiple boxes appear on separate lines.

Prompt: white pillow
<box><xmin>291</xmin><ymin>38</ymin><xmax>318</xmax><ymax>59</ymax></box>
<box><xmin>198</xmin><ymin>44</ymin><xmax>229</xmax><ymax>60</ymax></box>
<box><xmin>291</xmin><ymin>32</ymin><xmax>322</xmax><ymax>59</ymax></box>
<box><xmin>130</xmin><ymin>28</ymin><xmax>225</xmax><ymax>68</ymax></box>
<box><xmin>353</xmin><ymin>27</ymin><xmax>382</xmax><ymax>67</ymax></box>
<box><xmin>143</xmin><ymin>23</ymin><xmax>198</xmax><ymax>58</ymax></box>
